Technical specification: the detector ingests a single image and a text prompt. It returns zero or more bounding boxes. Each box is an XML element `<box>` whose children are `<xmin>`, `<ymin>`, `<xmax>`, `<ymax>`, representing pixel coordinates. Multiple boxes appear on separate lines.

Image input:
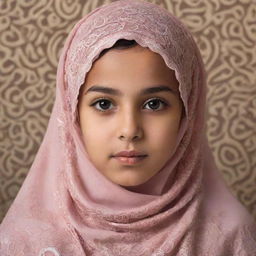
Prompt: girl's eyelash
<box><xmin>89</xmin><ymin>97</ymin><xmax>169</xmax><ymax>112</ymax></box>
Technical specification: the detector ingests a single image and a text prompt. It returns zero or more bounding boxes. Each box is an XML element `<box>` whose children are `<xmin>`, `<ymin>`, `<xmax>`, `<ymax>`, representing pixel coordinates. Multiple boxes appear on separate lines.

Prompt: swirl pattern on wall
<box><xmin>0</xmin><ymin>0</ymin><xmax>255</xmax><ymax>222</ymax></box>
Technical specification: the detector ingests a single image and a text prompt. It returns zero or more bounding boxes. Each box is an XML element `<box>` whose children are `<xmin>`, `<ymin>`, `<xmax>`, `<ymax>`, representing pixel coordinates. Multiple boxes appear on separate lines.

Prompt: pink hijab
<box><xmin>1</xmin><ymin>0</ymin><xmax>256</xmax><ymax>255</ymax></box>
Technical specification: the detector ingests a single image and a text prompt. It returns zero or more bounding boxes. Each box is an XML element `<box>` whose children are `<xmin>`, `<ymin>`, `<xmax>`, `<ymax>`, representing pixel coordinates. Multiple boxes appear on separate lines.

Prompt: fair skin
<box><xmin>77</xmin><ymin>44</ymin><xmax>183</xmax><ymax>187</ymax></box>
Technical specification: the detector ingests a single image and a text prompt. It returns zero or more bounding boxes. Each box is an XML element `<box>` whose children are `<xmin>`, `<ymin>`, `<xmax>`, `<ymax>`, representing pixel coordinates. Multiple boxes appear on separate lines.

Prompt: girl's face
<box><xmin>78</xmin><ymin>45</ymin><xmax>183</xmax><ymax>187</ymax></box>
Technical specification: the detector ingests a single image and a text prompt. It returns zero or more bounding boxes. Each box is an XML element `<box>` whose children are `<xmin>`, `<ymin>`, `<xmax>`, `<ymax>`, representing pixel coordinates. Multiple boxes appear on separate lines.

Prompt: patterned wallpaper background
<box><xmin>0</xmin><ymin>0</ymin><xmax>255</xmax><ymax>223</ymax></box>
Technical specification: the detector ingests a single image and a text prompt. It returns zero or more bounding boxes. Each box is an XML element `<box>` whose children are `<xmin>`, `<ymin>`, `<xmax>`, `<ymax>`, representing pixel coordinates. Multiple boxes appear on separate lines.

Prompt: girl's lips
<box><xmin>113</xmin><ymin>150</ymin><xmax>147</xmax><ymax>157</ymax></box>
<box><xmin>113</xmin><ymin>156</ymin><xmax>147</xmax><ymax>165</ymax></box>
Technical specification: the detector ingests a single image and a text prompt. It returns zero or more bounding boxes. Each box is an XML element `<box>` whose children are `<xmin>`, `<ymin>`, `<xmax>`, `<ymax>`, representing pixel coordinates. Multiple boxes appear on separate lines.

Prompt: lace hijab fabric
<box><xmin>0</xmin><ymin>0</ymin><xmax>256</xmax><ymax>255</ymax></box>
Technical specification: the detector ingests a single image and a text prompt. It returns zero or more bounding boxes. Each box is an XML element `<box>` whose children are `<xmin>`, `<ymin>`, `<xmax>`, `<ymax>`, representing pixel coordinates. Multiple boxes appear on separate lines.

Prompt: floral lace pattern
<box><xmin>64</xmin><ymin>0</ymin><xmax>198</xmax><ymax>120</ymax></box>
<box><xmin>38</xmin><ymin>247</ymin><xmax>61</xmax><ymax>256</ymax></box>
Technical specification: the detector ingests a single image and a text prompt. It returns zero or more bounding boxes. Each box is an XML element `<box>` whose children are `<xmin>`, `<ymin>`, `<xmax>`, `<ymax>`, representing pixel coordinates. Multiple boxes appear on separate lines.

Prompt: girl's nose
<box><xmin>118</xmin><ymin>110</ymin><xmax>143</xmax><ymax>142</ymax></box>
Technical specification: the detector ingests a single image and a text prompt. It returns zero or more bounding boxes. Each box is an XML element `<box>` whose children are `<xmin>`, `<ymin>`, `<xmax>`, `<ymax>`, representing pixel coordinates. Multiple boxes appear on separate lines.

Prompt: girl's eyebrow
<box><xmin>84</xmin><ymin>85</ymin><xmax>178</xmax><ymax>96</ymax></box>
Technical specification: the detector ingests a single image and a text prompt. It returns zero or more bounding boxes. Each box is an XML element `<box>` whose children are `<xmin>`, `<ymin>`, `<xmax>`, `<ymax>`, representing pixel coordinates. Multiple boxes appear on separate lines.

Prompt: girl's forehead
<box><xmin>84</xmin><ymin>46</ymin><xmax>178</xmax><ymax>85</ymax></box>
<box><xmin>78</xmin><ymin>45</ymin><xmax>181</xmax><ymax>101</ymax></box>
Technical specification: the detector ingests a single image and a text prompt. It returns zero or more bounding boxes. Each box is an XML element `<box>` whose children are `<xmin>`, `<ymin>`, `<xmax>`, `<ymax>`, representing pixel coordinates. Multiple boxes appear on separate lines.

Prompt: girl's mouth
<box><xmin>113</xmin><ymin>156</ymin><xmax>147</xmax><ymax>165</ymax></box>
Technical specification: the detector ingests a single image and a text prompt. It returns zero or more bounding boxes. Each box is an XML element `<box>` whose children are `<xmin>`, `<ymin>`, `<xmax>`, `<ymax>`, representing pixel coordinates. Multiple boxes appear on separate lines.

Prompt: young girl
<box><xmin>0</xmin><ymin>0</ymin><xmax>255</xmax><ymax>255</ymax></box>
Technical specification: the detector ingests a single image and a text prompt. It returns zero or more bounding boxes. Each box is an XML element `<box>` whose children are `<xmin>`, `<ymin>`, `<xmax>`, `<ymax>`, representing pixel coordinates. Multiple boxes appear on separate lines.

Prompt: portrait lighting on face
<box><xmin>77</xmin><ymin>39</ymin><xmax>184</xmax><ymax>188</ymax></box>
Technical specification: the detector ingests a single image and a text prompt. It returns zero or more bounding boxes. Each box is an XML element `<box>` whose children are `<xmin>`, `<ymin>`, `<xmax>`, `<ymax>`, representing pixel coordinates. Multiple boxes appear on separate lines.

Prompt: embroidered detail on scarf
<box><xmin>39</xmin><ymin>247</ymin><xmax>61</xmax><ymax>256</ymax></box>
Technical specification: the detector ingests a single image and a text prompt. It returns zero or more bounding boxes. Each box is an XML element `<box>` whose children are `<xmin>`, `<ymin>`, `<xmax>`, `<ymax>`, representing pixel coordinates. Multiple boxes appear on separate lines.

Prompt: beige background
<box><xmin>0</xmin><ymin>0</ymin><xmax>255</xmax><ymax>223</ymax></box>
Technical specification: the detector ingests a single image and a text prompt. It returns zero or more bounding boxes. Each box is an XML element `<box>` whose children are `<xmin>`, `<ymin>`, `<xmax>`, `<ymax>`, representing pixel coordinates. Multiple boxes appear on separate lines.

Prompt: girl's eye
<box><xmin>144</xmin><ymin>98</ymin><xmax>168</xmax><ymax>111</ymax></box>
<box><xmin>91</xmin><ymin>98</ymin><xmax>113</xmax><ymax>112</ymax></box>
<box><xmin>90</xmin><ymin>98</ymin><xmax>168</xmax><ymax>112</ymax></box>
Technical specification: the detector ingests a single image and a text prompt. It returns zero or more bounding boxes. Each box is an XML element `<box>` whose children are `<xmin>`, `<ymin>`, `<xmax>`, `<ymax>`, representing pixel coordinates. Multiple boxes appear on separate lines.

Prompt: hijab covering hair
<box><xmin>1</xmin><ymin>0</ymin><xmax>256</xmax><ymax>255</ymax></box>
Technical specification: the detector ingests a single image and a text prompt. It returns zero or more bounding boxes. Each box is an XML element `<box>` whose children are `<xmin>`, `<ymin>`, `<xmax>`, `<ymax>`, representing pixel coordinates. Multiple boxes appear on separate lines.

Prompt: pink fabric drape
<box><xmin>0</xmin><ymin>0</ymin><xmax>255</xmax><ymax>255</ymax></box>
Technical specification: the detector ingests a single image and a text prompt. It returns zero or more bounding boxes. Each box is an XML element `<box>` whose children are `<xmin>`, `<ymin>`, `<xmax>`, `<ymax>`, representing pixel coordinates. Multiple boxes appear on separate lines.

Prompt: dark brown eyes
<box><xmin>90</xmin><ymin>97</ymin><xmax>169</xmax><ymax>112</ymax></box>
